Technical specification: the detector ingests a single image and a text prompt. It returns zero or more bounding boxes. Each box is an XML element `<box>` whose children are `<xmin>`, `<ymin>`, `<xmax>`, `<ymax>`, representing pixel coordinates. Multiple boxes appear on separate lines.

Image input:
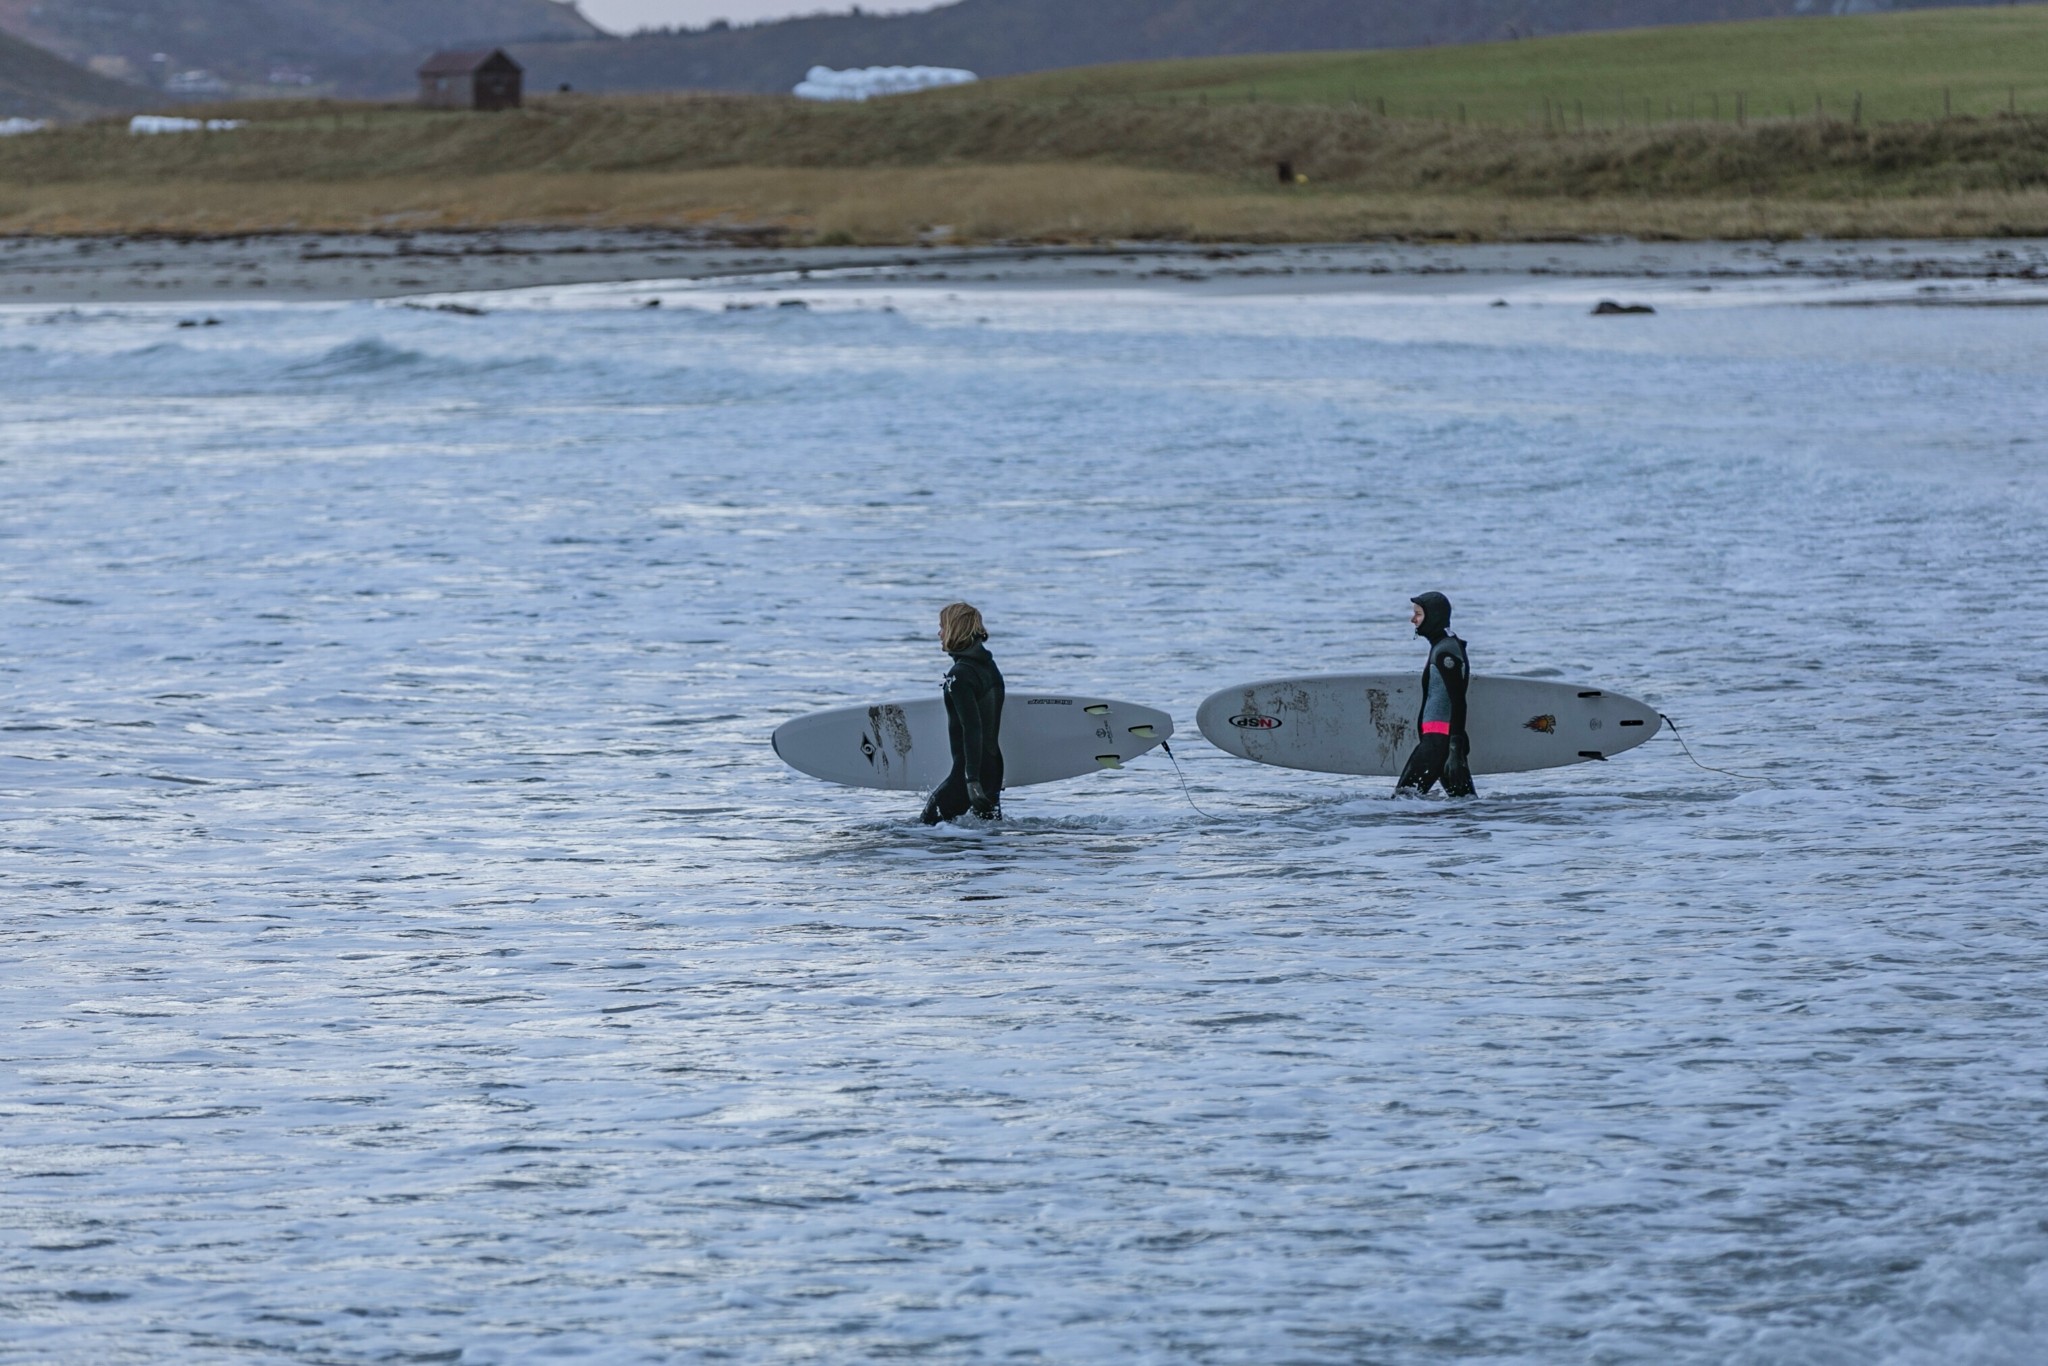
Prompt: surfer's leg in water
<box><xmin>1396</xmin><ymin>735</ymin><xmax>1449</xmax><ymax>795</ymax></box>
<box><xmin>921</xmin><ymin>765</ymin><xmax>975</xmax><ymax>825</ymax></box>
<box><xmin>923</xmin><ymin>774</ymin><xmax>1001</xmax><ymax>823</ymax></box>
<box><xmin>922</xmin><ymin>772</ymin><xmax>967</xmax><ymax>825</ymax></box>
<box><xmin>1443</xmin><ymin>735</ymin><xmax>1477</xmax><ymax>798</ymax></box>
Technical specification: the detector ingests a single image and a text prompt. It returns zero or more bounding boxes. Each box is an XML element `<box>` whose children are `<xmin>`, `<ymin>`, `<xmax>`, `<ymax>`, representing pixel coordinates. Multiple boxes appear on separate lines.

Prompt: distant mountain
<box><xmin>0</xmin><ymin>26</ymin><xmax>152</xmax><ymax>118</ymax></box>
<box><xmin>0</xmin><ymin>0</ymin><xmax>603</xmax><ymax>98</ymax></box>
<box><xmin>505</xmin><ymin>0</ymin><xmax>2034</xmax><ymax>97</ymax></box>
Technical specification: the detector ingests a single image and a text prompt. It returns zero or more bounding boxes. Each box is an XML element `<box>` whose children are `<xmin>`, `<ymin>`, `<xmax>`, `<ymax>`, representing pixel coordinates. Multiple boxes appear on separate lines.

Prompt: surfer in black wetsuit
<box><xmin>1396</xmin><ymin>591</ymin><xmax>1476</xmax><ymax>798</ymax></box>
<box><xmin>920</xmin><ymin>602</ymin><xmax>1005</xmax><ymax>825</ymax></box>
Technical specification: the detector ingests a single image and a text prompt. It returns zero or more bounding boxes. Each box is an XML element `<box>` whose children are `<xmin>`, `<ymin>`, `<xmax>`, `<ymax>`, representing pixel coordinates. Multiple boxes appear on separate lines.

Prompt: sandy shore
<box><xmin>5</xmin><ymin>229</ymin><xmax>2048</xmax><ymax>304</ymax></box>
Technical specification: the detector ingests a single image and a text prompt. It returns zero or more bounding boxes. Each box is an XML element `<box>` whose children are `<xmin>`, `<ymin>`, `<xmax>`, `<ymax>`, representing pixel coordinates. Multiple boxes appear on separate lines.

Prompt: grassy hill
<box><xmin>967</xmin><ymin>7</ymin><xmax>2048</xmax><ymax>127</ymax></box>
<box><xmin>507</xmin><ymin>0</ymin><xmax>2028</xmax><ymax>98</ymax></box>
<box><xmin>0</xmin><ymin>27</ymin><xmax>153</xmax><ymax>120</ymax></box>
<box><xmin>6</xmin><ymin>8</ymin><xmax>2048</xmax><ymax>240</ymax></box>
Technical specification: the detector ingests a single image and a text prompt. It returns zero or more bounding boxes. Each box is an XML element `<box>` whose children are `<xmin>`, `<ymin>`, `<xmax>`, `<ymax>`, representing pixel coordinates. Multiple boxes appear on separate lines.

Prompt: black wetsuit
<box><xmin>1397</xmin><ymin>592</ymin><xmax>1476</xmax><ymax>798</ymax></box>
<box><xmin>921</xmin><ymin>643</ymin><xmax>1005</xmax><ymax>824</ymax></box>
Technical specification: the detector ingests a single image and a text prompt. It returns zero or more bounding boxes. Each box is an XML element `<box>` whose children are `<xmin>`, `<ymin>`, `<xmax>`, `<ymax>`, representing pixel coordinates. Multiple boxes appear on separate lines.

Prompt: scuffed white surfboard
<box><xmin>773</xmin><ymin>693</ymin><xmax>1174</xmax><ymax>791</ymax></box>
<box><xmin>1197</xmin><ymin>673</ymin><xmax>1660</xmax><ymax>776</ymax></box>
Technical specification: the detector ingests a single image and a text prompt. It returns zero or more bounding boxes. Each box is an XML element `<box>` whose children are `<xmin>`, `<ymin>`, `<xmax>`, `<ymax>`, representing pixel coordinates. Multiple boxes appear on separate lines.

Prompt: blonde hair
<box><xmin>938</xmin><ymin>602</ymin><xmax>987</xmax><ymax>653</ymax></box>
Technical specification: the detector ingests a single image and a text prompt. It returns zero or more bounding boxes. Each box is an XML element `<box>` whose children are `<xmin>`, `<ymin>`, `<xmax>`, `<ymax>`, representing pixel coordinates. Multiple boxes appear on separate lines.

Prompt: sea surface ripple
<box><xmin>4</xmin><ymin>280</ymin><xmax>2047</xmax><ymax>1364</ymax></box>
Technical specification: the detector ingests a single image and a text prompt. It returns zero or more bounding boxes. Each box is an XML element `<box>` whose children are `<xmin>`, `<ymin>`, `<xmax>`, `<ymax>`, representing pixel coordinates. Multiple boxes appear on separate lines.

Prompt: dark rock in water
<box><xmin>777</xmin><ymin>299</ymin><xmax>810</xmax><ymax>310</ymax></box>
<box><xmin>1592</xmin><ymin>300</ymin><xmax>1655</xmax><ymax>315</ymax></box>
<box><xmin>177</xmin><ymin>317</ymin><xmax>222</xmax><ymax>328</ymax></box>
<box><xmin>1491</xmin><ymin>299</ymin><xmax>1509</xmax><ymax>308</ymax></box>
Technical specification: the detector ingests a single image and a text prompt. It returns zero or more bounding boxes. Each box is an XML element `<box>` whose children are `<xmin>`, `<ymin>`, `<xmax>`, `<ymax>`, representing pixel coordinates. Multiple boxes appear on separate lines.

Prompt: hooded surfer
<box><xmin>1396</xmin><ymin>591</ymin><xmax>1476</xmax><ymax>798</ymax></box>
<box><xmin>920</xmin><ymin>602</ymin><xmax>1005</xmax><ymax>825</ymax></box>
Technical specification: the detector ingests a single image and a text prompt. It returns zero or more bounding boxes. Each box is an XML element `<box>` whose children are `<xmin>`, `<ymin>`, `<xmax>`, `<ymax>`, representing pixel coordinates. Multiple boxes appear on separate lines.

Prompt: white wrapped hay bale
<box><xmin>129</xmin><ymin>116</ymin><xmax>246</xmax><ymax>134</ymax></box>
<box><xmin>793</xmin><ymin>66</ymin><xmax>977</xmax><ymax>102</ymax></box>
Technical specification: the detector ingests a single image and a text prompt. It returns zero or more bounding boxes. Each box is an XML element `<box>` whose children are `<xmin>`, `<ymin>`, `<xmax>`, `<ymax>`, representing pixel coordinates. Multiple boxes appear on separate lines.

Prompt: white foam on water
<box><xmin>3</xmin><ymin>284</ymin><xmax>2047</xmax><ymax>1362</ymax></box>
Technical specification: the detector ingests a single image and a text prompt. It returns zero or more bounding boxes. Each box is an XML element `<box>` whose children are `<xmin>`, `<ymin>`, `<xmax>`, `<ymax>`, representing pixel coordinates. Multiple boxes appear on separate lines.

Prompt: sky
<box><xmin>576</xmin><ymin>0</ymin><xmax>949</xmax><ymax>33</ymax></box>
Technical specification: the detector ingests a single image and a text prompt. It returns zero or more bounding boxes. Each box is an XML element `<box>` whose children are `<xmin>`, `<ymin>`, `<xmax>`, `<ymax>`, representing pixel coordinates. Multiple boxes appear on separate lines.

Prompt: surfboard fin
<box><xmin>1095</xmin><ymin>754</ymin><xmax>1123</xmax><ymax>768</ymax></box>
<box><xmin>1127</xmin><ymin>725</ymin><xmax>1156</xmax><ymax>738</ymax></box>
<box><xmin>1085</xmin><ymin>704</ymin><xmax>1110</xmax><ymax>715</ymax></box>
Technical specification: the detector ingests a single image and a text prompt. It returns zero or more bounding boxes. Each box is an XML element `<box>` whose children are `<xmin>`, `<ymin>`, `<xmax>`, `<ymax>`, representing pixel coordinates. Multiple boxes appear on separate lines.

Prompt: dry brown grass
<box><xmin>6</xmin><ymin>94</ymin><xmax>2048</xmax><ymax>240</ymax></box>
<box><xmin>11</xmin><ymin>97</ymin><xmax>2048</xmax><ymax>194</ymax></box>
<box><xmin>6</xmin><ymin>164</ymin><xmax>2048</xmax><ymax>242</ymax></box>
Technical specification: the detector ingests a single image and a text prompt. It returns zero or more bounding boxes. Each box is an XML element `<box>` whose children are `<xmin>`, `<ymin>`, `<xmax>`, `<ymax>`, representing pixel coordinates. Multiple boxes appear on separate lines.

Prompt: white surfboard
<box><xmin>1196</xmin><ymin>673</ymin><xmax>1660</xmax><ymax>776</ymax></box>
<box><xmin>773</xmin><ymin>693</ymin><xmax>1174</xmax><ymax>791</ymax></box>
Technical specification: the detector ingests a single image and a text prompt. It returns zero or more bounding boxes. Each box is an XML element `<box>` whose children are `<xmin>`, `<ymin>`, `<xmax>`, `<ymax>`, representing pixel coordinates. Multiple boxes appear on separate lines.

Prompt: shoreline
<box><xmin>4</xmin><ymin>229</ymin><xmax>2048</xmax><ymax>305</ymax></box>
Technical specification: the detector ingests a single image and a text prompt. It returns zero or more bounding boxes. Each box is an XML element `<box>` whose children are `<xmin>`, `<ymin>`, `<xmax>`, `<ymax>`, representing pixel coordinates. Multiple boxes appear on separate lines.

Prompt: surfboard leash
<box><xmin>1658</xmin><ymin>713</ymin><xmax>1774</xmax><ymax>784</ymax></box>
<box><xmin>1160</xmin><ymin>741</ymin><xmax>1229</xmax><ymax>822</ymax></box>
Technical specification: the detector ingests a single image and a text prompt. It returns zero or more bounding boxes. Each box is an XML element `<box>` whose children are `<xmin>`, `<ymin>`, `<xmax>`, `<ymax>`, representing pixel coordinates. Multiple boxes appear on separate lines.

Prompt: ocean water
<box><xmin>5</xmin><ymin>271</ymin><xmax>2048</xmax><ymax>1364</ymax></box>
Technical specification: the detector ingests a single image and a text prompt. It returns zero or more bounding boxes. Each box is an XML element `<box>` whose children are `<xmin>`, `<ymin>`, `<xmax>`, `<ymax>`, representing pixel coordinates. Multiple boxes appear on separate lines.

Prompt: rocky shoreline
<box><xmin>4</xmin><ymin>228</ymin><xmax>2048</xmax><ymax>305</ymax></box>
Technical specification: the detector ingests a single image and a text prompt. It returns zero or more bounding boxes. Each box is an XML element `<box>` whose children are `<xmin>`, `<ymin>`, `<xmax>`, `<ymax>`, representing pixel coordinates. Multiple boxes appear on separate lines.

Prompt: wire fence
<box><xmin>1153</xmin><ymin>84</ymin><xmax>2036</xmax><ymax>130</ymax></box>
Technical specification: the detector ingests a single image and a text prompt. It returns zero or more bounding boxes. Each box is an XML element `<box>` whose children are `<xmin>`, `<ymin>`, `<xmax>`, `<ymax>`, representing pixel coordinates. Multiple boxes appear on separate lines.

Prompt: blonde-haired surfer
<box><xmin>921</xmin><ymin>603</ymin><xmax>1006</xmax><ymax>824</ymax></box>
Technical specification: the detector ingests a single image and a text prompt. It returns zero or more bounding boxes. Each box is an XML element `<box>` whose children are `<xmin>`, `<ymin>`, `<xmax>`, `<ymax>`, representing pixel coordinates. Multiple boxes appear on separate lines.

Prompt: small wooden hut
<box><xmin>417</xmin><ymin>49</ymin><xmax>523</xmax><ymax>111</ymax></box>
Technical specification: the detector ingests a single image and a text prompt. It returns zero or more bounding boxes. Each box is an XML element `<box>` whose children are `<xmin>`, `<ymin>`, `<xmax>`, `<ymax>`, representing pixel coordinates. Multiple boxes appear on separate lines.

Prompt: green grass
<box><xmin>11</xmin><ymin>9</ymin><xmax>2048</xmax><ymax>240</ymax></box>
<box><xmin>11</xmin><ymin>91</ymin><xmax>2048</xmax><ymax>203</ymax></box>
<box><xmin>963</xmin><ymin>6</ymin><xmax>2048</xmax><ymax>128</ymax></box>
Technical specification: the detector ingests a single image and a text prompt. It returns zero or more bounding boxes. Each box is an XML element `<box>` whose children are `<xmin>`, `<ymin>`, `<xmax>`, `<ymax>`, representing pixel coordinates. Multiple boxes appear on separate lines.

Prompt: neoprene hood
<box><xmin>1412</xmin><ymin>592</ymin><xmax>1453</xmax><ymax>642</ymax></box>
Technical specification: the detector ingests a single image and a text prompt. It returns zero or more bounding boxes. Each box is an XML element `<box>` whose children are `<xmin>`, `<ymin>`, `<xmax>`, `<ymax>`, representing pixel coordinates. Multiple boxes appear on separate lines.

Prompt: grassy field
<box><xmin>8</xmin><ymin>165</ymin><xmax>2048</xmax><ymax>242</ymax></box>
<box><xmin>7</xmin><ymin>7</ymin><xmax>2048</xmax><ymax>242</ymax></box>
<box><xmin>11</xmin><ymin>96</ymin><xmax>2048</xmax><ymax>195</ymax></box>
<box><xmin>967</xmin><ymin>6</ymin><xmax>2048</xmax><ymax>129</ymax></box>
